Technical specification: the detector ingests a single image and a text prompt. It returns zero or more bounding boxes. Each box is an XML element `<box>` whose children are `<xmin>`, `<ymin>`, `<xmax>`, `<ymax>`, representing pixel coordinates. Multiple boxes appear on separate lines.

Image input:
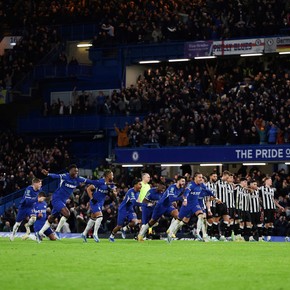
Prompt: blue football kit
<box><xmin>151</xmin><ymin>184</ymin><xmax>184</xmax><ymax>221</ymax></box>
<box><xmin>117</xmin><ymin>188</ymin><xmax>142</xmax><ymax>225</ymax></box>
<box><xmin>47</xmin><ymin>173</ymin><xmax>92</xmax><ymax>215</ymax></box>
<box><xmin>16</xmin><ymin>185</ymin><xmax>42</xmax><ymax>223</ymax></box>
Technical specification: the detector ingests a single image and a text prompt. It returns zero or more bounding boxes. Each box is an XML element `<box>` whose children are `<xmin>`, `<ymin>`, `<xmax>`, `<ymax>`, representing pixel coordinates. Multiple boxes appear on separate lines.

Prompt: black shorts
<box><xmin>213</xmin><ymin>203</ymin><xmax>228</xmax><ymax>217</ymax></box>
<box><xmin>205</xmin><ymin>208</ymin><xmax>213</xmax><ymax>219</ymax></box>
<box><xmin>250</xmin><ymin>212</ymin><xmax>261</xmax><ymax>225</ymax></box>
<box><xmin>236</xmin><ymin>210</ymin><xmax>251</xmax><ymax>222</ymax></box>
<box><xmin>263</xmin><ymin>209</ymin><xmax>275</xmax><ymax>224</ymax></box>
<box><xmin>227</xmin><ymin>208</ymin><xmax>236</xmax><ymax>219</ymax></box>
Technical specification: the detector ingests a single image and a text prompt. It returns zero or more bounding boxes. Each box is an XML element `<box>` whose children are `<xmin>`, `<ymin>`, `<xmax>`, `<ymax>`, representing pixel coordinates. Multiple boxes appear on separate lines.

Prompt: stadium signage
<box><xmin>212</xmin><ymin>38</ymin><xmax>264</xmax><ymax>55</ymax></box>
<box><xmin>184</xmin><ymin>41</ymin><xmax>213</xmax><ymax>58</ymax></box>
<box><xmin>115</xmin><ymin>145</ymin><xmax>290</xmax><ymax>164</ymax></box>
<box><xmin>235</xmin><ymin>148</ymin><xmax>288</xmax><ymax>159</ymax></box>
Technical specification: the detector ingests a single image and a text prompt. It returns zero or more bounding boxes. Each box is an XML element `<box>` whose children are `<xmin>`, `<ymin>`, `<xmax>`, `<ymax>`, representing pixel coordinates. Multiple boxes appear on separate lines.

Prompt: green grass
<box><xmin>0</xmin><ymin>238</ymin><xmax>289</xmax><ymax>290</ymax></box>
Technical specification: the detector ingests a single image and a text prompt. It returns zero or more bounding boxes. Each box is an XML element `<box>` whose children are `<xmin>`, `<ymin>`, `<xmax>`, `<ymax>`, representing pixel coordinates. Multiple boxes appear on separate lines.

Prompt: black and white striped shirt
<box><xmin>235</xmin><ymin>185</ymin><xmax>250</xmax><ymax>211</ymax></box>
<box><xmin>259</xmin><ymin>186</ymin><xmax>276</xmax><ymax>210</ymax></box>
<box><xmin>216</xmin><ymin>180</ymin><xmax>228</xmax><ymax>203</ymax></box>
<box><xmin>206</xmin><ymin>181</ymin><xmax>217</xmax><ymax>207</ymax></box>
<box><xmin>249</xmin><ymin>190</ymin><xmax>260</xmax><ymax>213</ymax></box>
<box><xmin>226</xmin><ymin>183</ymin><xmax>235</xmax><ymax>209</ymax></box>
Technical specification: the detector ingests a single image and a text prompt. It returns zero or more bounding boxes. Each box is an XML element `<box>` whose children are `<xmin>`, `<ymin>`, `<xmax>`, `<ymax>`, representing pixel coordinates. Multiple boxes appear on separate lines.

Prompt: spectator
<box><xmin>115</xmin><ymin>123</ymin><xmax>129</xmax><ymax>147</ymax></box>
<box><xmin>3</xmin><ymin>221</ymin><xmax>11</xmax><ymax>232</ymax></box>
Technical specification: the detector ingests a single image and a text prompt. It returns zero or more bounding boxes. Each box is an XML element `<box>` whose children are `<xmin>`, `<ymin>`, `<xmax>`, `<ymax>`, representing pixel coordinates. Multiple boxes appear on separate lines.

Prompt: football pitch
<box><xmin>1</xmin><ymin>238</ymin><xmax>289</xmax><ymax>290</ymax></box>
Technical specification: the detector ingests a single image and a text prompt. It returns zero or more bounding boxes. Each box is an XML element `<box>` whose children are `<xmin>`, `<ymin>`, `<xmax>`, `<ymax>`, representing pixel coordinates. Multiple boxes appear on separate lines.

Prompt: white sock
<box><xmin>27</xmin><ymin>216</ymin><xmax>36</xmax><ymax>227</ymax></box>
<box><xmin>197</xmin><ymin>215</ymin><xmax>204</xmax><ymax>235</ymax></box>
<box><xmin>56</xmin><ymin>216</ymin><xmax>68</xmax><ymax>232</ymax></box>
<box><xmin>167</xmin><ymin>219</ymin><xmax>178</xmax><ymax>235</ymax></box>
<box><xmin>202</xmin><ymin>218</ymin><xmax>207</xmax><ymax>237</ymax></box>
<box><xmin>12</xmin><ymin>222</ymin><xmax>21</xmax><ymax>235</ymax></box>
<box><xmin>83</xmin><ymin>218</ymin><xmax>96</xmax><ymax>236</ymax></box>
<box><xmin>122</xmin><ymin>225</ymin><xmax>129</xmax><ymax>232</ymax></box>
<box><xmin>93</xmin><ymin>216</ymin><xmax>103</xmax><ymax>236</ymax></box>
<box><xmin>139</xmin><ymin>223</ymin><xmax>149</xmax><ymax>237</ymax></box>
<box><xmin>39</xmin><ymin>220</ymin><xmax>51</xmax><ymax>235</ymax></box>
<box><xmin>173</xmin><ymin>220</ymin><xmax>185</xmax><ymax>235</ymax></box>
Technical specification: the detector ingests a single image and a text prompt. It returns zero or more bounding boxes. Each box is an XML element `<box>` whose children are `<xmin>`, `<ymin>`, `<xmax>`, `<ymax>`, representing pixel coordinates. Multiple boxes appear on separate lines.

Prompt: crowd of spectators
<box><xmin>0</xmin><ymin>131</ymin><xmax>71</xmax><ymax>198</ymax></box>
<box><xmin>45</xmin><ymin>56</ymin><xmax>290</xmax><ymax>147</ymax></box>
<box><xmin>123</xmin><ymin>61</ymin><xmax>290</xmax><ymax>147</ymax></box>
<box><xmin>1</xmin><ymin>164</ymin><xmax>290</xmax><ymax>236</ymax></box>
<box><xmin>1</xmin><ymin>0</ymin><xmax>290</xmax><ymax>90</ymax></box>
<box><xmin>0</xmin><ymin>25</ymin><xmax>61</xmax><ymax>91</ymax></box>
<box><xmin>2</xmin><ymin>0</ymin><xmax>290</xmax><ymax>44</ymax></box>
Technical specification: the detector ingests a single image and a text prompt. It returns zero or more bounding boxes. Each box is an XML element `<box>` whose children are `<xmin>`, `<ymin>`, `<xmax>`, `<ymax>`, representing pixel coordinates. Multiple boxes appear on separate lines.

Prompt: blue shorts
<box><xmin>16</xmin><ymin>207</ymin><xmax>34</xmax><ymax>223</ymax></box>
<box><xmin>151</xmin><ymin>204</ymin><xmax>176</xmax><ymax>221</ymax></box>
<box><xmin>34</xmin><ymin>221</ymin><xmax>53</xmax><ymax>236</ymax></box>
<box><xmin>90</xmin><ymin>201</ymin><xmax>103</xmax><ymax>214</ymax></box>
<box><xmin>51</xmin><ymin>198</ymin><xmax>66</xmax><ymax>215</ymax></box>
<box><xmin>179</xmin><ymin>203</ymin><xmax>202</xmax><ymax>219</ymax></box>
<box><xmin>141</xmin><ymin>206</ymin><xmax>154</xmax><ymax>224</ymax></box>
<box><xmin>117</xmin><ymin>208</ymin><xmax>137</xmax><ymax>226</ymax></box>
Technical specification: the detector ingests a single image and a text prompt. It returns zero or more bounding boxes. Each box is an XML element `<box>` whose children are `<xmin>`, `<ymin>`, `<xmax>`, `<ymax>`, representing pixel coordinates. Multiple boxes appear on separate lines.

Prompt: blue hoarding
<box><xmin>115</xmin><ymin>145</ymin><xmax>290</xmax><ymax>164</ymax></box>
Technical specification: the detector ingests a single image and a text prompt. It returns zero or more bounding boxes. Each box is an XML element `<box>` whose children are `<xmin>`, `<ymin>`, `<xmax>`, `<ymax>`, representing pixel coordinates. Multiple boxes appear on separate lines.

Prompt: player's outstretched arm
<box><xmin>41</xmin><ymin>169</ymin><xmax>49</xmax><ymax>176</ymax></box>
<box><xmin>41</xmin><ymin>169</ymin><xmax>60</xmax><ymax>179</ymax></box>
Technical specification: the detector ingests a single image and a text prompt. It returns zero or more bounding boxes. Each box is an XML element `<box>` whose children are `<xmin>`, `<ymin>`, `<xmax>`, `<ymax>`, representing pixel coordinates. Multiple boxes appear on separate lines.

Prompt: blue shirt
<box><xmin>119</xmin><ymin>188</ymin><xmax>141</xmax><ymax>211</ymax></box>
<box><xmin>48</xmin><ymin>173</ymin><xmax>92</xmax><ymax>202</ymax></box>
<box><xmin>19</xmin><ymin>185</ymin><xmax>42</xmax><ymax>208</ymax></box>
<box><xmin>184</xmin><ymin>182</ymin><xmax>214</xmax><ymax>205</ymax></box>
<box><xmin>157</xmin><ymin>184</ymin><xmax>184</xmax><ymax>207</ymax></box>
<box><xmin>144</xmin><ymin>187</ymin><xmax>162</xmax><ymax>202</ymax></box>
<box><xmin>34</xmin><ymin>201</ymin><xmax>48</xmax><ymax>225</ymax></box>
<box><xmin>91</xmin><ymin>178</ymin><xmax>114</xmax><ymax>205</ymax></box>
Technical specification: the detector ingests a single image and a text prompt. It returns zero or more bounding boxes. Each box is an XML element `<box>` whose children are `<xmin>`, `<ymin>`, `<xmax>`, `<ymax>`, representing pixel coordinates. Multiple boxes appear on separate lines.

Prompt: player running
<box><xmin>139</xmin><ymin>181</ymin><xmax>166</xmax><ymax>238</ymax></box>
<box><xmin>81</xmin><ymin>170</ymin><xmax>115</xmax><ymax>243</ymax></box>
<box><xmin>167</xmin><ymin>172</ymin><xmax>221</xmax><ymax>242</ymax></box>
<box><xmin>10</xmin><ymin>178</ymin><xmax>43</xmax><ymax>241</ymax></box>
<box><xmin>137</xmin><ymin>175</ymin><xmax>186</xmax><ymax>241</ymax></box>
<box><xmin>109</xmin><ymin>179</ymin><xmax>143</xmax><ymax>242</ymax></box>
<box><xmin>36</xmin><ymin>164</ymin><xmax>93</xmax><ymax>242</ymax></box>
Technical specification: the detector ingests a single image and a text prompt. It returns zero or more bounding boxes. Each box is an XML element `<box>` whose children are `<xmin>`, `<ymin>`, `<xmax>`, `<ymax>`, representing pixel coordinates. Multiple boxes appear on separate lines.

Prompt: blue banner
<box><xmin>115</xmin><ymin>145</ymin><xmax>290</xmax><ymax>164</ymax></box>
<box><xmin>184</xmin><ymin>41</ymin><xmax>213</xmax><ymax>58</ymax></box>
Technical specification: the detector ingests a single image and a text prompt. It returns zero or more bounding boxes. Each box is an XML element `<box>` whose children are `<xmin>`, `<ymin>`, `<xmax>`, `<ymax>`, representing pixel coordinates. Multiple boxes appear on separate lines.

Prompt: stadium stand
<box><xmin>0</xmin><ymin>0</ymin><xmax>290</xmax><ymax>236</ymax></box>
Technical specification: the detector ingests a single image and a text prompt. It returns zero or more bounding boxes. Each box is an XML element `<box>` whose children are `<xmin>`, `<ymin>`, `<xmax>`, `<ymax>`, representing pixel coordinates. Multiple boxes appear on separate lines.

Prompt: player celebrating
<box><xmin>36</xmin><ymin>164</ymin><xmax>93</xmax><ymax>242</ymax></box>
<box><xmin>33</xmin><ymin>192</ymin><xmax>57</xmax><ymax>241</ymax></box>
<box><xmin>109</xmin><ymin>179</ymin><xmax>143</xmax><ymax>242</ymax></box>
<box><xmin>137</xmin><ymin>175</ymin><xmax>186</xmax><ymax>241</ymax></box>
<box><xmin>81</xmin><ymin>170</ymin><xmax>115</xmax><ymax>243</ymax></box>
<box><xmin>139</xmin><ymin>181</ymin><xmax>166</xmax><ymax>237</ymax></box>
<box><xmin>167</xmin><ymin>172</ymin><xmax>221</xmax><ymax>242</ymax></box>
<box><xmin>10</xmin><ymin>178</ymin><xmax>43</xmax><ymax>241</ymax></box>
